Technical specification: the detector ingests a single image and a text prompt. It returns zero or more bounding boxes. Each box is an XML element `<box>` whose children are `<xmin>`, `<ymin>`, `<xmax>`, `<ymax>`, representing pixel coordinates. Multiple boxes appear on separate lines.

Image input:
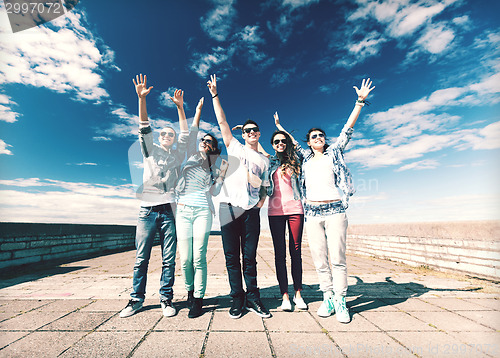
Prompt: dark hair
<box><xmin>271</xmin><ymin>130</ymin><xmax>301</xmax><ymax>177</ymax></box>
<box><xmin>305</xmin><ymin>127</ymin><xmax>329</xmax><ymax>152</ymax></box>
<box><xmin>242</xmin><ymin>119</ymin><xmax>259</xmax><ymax>129</ymax></box>
<box><xmin>203</xmin><ymin>133</ymin><xmax>221</xmax><ymax>155</ymax></box>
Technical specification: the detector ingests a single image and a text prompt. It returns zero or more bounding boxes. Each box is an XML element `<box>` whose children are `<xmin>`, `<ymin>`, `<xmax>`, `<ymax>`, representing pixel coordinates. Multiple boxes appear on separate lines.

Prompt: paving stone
<box><xmin>390</xmin><ymin>331</ymin><xmax>474</xmax><ymax>358</ymax></box>
<box><xmin>380</xmin><ymin>297</ymin><xmax>447</xmax><ymax>311</ymax></box>
<box><xmin>318</xmin><ymin>312</ymin><xmax>382</xmax><ymax>332</ymax></box>
<box><xmin>462</xmin><ymin>298</ymin><xmax>500</xmax><ymax>311</ymax></box>
<box><xmin>264</xmin><ymin>311</ymin><xmax>320</xmax><ymax>332</ymax></box>
<box><xmin>268</xmin><ymin>332</ymin><xmax>343</xmax><ymax>357</ymax></box>
<box><xmin>423</xmin><ymin>298</ymin><xmax>491</xmax><ymax>311</ymax></box>
<box><xmin>41</xmin><ymin>311</ymin><xmax>115</xmax><ymax>331</ymax></box>
<box><xmin>154</xmin><ymin>307</ymin><xmax>212</xmax><ymax>331</ymax></box>
<box><xmin>0</xmin><ymin>299</ymin><xmax>51</xmax><ymax>314</ymax></box>
<box><xmin>360</xmin><ymin>312</ymin><xmax>437</xmax><ymax>331</ymax></box>
<box><xmin>331</xmin><ymin>331</ymin><xmax>415</xmax><ymax>357</ymax></box>
<box><xmin>98</xmin><ymin>310</ymin><xmax>160</xmax><ymax>331</ymax></box>
<box><xmin>0</xmin><ymin>331</ymin><xmax>87</xmax><ymax>357</ymax></box>
<box><xmin>132</xmin><ymin>331</ymin><xmax>206</xmax><ymax>357</ymax></box>
<box><xmin>0</xmin><ymin>331</ymin><xmax>29</xmax><ymax>349</ymax></box>
<box><xmin>203</xmin><ymin>331</ymin><xmax>272</xmax><ymax>358</ymax></box>
<box><xmin>37</xmin><ymin>299</ymin><xmax>95</xmax><ymax>312</ymax></box>
<box><xmin>456</xmin><ymin>310</ymin><xmax>500</xmax><ymax>331</ymax></box>
<box><xmin>211</xmin><ymin>310</ymin><xmax>265</xmax><ymax>331</ymax></box>
<box><xmin>79</xmin><ymin>299</ymin><xmax>128</xmax><ymax>312</ymax></box>
<box><xmin>445</xmin><ymin>331</ymin><xmax>500</xmax><ymax>357</ymax></box>
<box><xmin>410</xmin><ymin>311</ymin><xmax>494</xmax><ymax>332</ymax></box>
<box><xmin>59</xmin><ymin>331</ymin><xmax>145</xmax><ymax>358</ymax></box>
<box><xmin>0</xmin><ymin>310</ymin><xmax>67</xmax><ymax>330</ymax></box>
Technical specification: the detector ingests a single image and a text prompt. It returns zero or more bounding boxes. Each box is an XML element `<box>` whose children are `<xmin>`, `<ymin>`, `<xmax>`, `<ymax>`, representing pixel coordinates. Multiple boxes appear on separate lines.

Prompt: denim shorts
<box><xmin>303</xmin><ymin>201</ymin><xmax>345</xmax><ymax>217</ymax></box>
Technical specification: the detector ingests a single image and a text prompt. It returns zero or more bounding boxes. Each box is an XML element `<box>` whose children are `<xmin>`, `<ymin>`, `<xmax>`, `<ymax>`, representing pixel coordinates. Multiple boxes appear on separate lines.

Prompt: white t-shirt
<box><xmin>303</xmin><ymin>153</ymin><xmax>341</xmax><ymax>201</ymax></box>
<box><xmin>217</xmin><ymin>137</ymin><xmax>270</xmax><ymax>210</ymax></box>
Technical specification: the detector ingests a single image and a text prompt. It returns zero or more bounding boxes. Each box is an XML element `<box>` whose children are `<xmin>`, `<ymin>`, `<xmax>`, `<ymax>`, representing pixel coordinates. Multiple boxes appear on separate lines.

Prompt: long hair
<box><xmin>202</xmin><ymin>133</ymin><xmax>221</xmax><ymax>181</ymax></box>
<box><xmin>271</xmin><ymin>130</ymin><xmax>301</xmax><ymax>177</ymax></box>
<box><xmin>305</xmin><ymin>127</ymin><xmax>329</xmax><ymax>153</ymax></box>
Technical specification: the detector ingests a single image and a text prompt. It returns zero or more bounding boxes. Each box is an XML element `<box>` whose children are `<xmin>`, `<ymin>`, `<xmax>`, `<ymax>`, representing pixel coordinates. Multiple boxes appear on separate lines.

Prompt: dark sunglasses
<box><xmin>200</xmin><ymin>137</ymin><xmax>214</xmax><ymax>145</ymax></box>
<box><xmin>310</xmin><ymin>133</ymin><xmax>325</xmax><ymax>140</ymax></box>
<box><xmin>242</xmin><ymin>126</ymin><xmax>259</xmax><ymax>134</ymax></box>
<box><xmin>160</xmin><ymin>131</ymin><xmax>175</xmax><ymax>138</ymax></box>
<box><xmin>273</xmin><ymin>139</ymin><xmax>287</xmax><ymax>145</ymax></box>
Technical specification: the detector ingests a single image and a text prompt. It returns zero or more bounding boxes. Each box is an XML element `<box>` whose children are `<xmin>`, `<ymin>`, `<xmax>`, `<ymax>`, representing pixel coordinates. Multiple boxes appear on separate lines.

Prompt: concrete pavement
<box><xmin>0</xmin><ymin>231</ymin><xmax>499</xmax><ymax>357</ymax></box>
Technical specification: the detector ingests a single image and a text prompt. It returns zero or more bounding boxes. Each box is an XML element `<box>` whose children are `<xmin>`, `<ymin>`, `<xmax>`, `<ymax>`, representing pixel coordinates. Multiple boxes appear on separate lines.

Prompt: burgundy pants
<box><xmin>268</xmin><ymin>214</ymin><xmax>304</xmax><ymax>295</ymax></box>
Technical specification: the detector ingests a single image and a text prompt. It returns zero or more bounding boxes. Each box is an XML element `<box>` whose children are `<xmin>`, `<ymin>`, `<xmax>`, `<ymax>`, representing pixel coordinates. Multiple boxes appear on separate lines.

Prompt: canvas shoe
<box><xmin>228</xmin><ymin>296</ymin><xmax>244</xmax><ymax>319</ymax></box>
<box><xmin>246</xmin><ymin>298</ymin><xmax>271</xmax><ymax>318</ymax></box>
<box><xmin>160</xmin><ymin>299</ymin><xmax>176</xmax><ymax>317</ymax></box>
<box><xmin>188</xmin><ymin>298</ymin><xmax>203</xmax><ymax>319</ymax></box>
<box><xmin>280</xmin><ymin>297</ymin><xmax>292</xmax><ymax>311</ymax></box>
<box><xmin>317</xmin><ymin>293</ymin><xmax>335</xmax><ymax>317</ymax></box>
<box><xmin>333</xmin><ymin>295</ymin><xmax>351</xmax><ymax>323</ymax></box>
<box><xmin>293</xmin><ymin>295</ymin><xmax>308</xmax><ymax>310</ymax></box>
<box><xmin>119</xmin><ymin>299</ymin><xmax>143</xmax><ymax>318</ymax></box>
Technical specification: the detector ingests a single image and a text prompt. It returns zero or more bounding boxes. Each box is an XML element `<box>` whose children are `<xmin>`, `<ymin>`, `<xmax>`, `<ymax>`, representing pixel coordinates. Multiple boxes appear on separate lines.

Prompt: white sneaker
<box><xmin>293</xmin><ymin>296</ymin><xmax>308</xmax><ymax>310</ymax></box>
<box><xmin>119</xmin><ymin>299</ymin><xmax>143</xmax><ymax>318</ymax></box>
<box><xmin>160</xmin><ymin>299</ymin><xmax>176</xmax><ymax>317</ymax></box>
<box><xmin>317</xmin><ymin>293</ymin><xmax>335</xmax><ymax>317</ymax></box>
<box><xmin>333</xmin><ymin>295</ymin><xmax>350</xmax><ymax>323</ymax></box>
<box><xmin>280</xmin><ymin>298</ymin><xmax>292</xmax><ymax>311</ymax></box>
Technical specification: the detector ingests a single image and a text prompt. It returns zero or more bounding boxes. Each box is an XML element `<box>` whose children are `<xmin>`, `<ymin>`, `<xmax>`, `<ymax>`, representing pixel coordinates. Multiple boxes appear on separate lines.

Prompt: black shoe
<box><xmin>187</xmin><ymin>290</ymin><xmax>194</xmax><ymax>307</ymax></box>
<box><xmin>228</xmin><ymin>296</ymin><xmax>244</xmax><ymax>319</ymax></box>
<box><xmin>188</xmin><ymin>298</ymin><xmax>203</xmax><ymax>318</ymax></box>
<box><xmin>246</xmin><ymin>298</ymin><xmax>271</xmax><ymax>318</ymax></box>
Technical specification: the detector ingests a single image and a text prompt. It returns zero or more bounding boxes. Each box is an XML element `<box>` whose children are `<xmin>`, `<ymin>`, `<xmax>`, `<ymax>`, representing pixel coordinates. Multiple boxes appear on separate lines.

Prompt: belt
<box><xmin>150</xmin><ymin>203</ymin><xmax>172</xmax><ymax>212</ymax></box>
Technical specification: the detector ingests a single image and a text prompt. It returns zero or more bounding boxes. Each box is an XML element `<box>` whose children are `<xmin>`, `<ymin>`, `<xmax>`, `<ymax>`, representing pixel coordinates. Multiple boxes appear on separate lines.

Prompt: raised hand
<box><xmin>196</xmin><ymin>97</ymin><xmax>204</xmax><ymax>112</ymax></box>
<box><xmin>231</xmin><ymin>124</ymin><xmax>242</xmax><ymax>131</ymax></box>
<box><xmin>133</xmin><ymin>74</ymin><xmax>153</xmax><ymax>98</ymax></box>
<box><xmin>219</xmin><ymin>159</ymin><xmax>229</xmax><ymax>176</ymax></box>
<box><xmin>169</xmin><ymin>89</ymin><xmax>184</xmax><ymax>108</ymax></box>
<box><xmin>274</xmin><ymin>111</ymin><xmax>280</xmax><ymax>127</ymax></box>
<box><xmin>353</xmin><ymin>78</ymin><xmax>375</xmax><ymax>100</ymax></box>
<box><xmin>207</xmin><ymin>74</ymin><xmax>218</xmax><ymax>97</ymax></box>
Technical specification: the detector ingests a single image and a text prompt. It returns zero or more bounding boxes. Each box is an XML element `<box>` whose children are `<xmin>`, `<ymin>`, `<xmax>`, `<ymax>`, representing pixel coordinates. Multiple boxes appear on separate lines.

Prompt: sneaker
<box><xmin>119</xmin><ymin>299</ymin><xmax>143</xmax><ymax>318</ymax></box>
<box><xmin>333</xmin><ymin>295</ymin><xmax>350</xmax><ymax>323</ymax></box>
<box><xmin>293</xmin><ymin>295</ymin><xmax>308</xmax><ymax>310</ymax></box>
<box><xmin>188</xmin><ymin>298</ymin><xmax>203</xmax><ymax>319</ymax></box>
<box><xmin>280</xmin><ymin>298</ymin><xmax>292</xmax><ymax>312</ymax></box>
<box><xmin>187</xmin><ymin>290</ymin><xmax>194</xmax><ymax>307</ymax></box>
<box><xmin>160</xmin><ymin>299</ymin><xmax>176</xmax><ymax>317</ymax></box>
<box><xmin>317</xmin><ymin>294</ymin><xmax>335</xmax><ymax>318</ymax></box>
<box><xmin>229</xmin><ymin>296</ymin><xmax>244</xmax><ymax>319</ymax></box>
<box><xmin>246</xmin><ymin>299</ymin><xmax>271</xmax><ymax>318</ymax></box>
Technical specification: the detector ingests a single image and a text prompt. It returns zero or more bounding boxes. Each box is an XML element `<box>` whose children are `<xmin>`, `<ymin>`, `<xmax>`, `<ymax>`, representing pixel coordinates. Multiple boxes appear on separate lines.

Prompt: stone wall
<box><xmin>346</xmin><ymin>221</ymin><xmax>500</xmax><ymax>279</ymax></box>
<box><xmin>0</xmin><ymin>223</ymin><xmax>139</xmax><ymax>271</ymax></box>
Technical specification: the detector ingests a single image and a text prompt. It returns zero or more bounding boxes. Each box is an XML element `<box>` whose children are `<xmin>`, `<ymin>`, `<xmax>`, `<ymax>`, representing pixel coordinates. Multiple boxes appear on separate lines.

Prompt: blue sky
<box><xmin>0</xmin><ymin>0</ymin><xmax>499</xmax><ymax>226</ymax></box>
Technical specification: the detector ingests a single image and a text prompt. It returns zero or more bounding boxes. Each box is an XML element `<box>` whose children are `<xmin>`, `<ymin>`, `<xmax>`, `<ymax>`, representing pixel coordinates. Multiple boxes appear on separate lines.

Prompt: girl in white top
<box><xmin>297</xmin><ymin>78</ymin><xmax>375</xmax><ymax>324</ymax></box>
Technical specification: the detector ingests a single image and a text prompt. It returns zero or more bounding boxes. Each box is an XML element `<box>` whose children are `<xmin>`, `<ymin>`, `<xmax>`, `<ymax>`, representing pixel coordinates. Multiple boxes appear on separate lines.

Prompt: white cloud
<box><xmin>0</xmin><ymin>139</ymin><xmax>13</xmax><ymax>155</ymax></box>
<box><xmin>0</xmin><ymin>94</ymin><xmax>20</xmax><ymax>123</ymax></box>
<box><xmin>0</xmin><ymin>178</ymin><xmax>139</xmax><ymax>225</ymax></box>
<box><xmin>200</xmin><ymin>0</ymin><xmax>236</xmax><ymax>42</ymax></box>
<box><xmin>416</xmin><ymin>23</ymin><xmax>455</xmax><ymax>54</ymax></box>
<box><xmin>190</xmin><ymin>46</ymin><xmax>234</xmax><ymax>78</ymax></box>
<box><xmin>158</xmin><ymin>87</ymin><xmax>178</xmax><ymax>109</ymax></box>
<box><xmin>92</xmin><ymin>136</ymin><xmax>111</xmax><ymax>141</ymax></box>
<box><xmin>0</xmin><ymin>9</ymin><xmax>119</xmax><ymax>102</ymax></box>
<box><xmin>239</xmin><ymin>25</ymin><xmax>264</xmax><ymax>44</ymax></box>
<box><xmin>396</xmin><ymin>159</ymin><xmax>440</xmax><ymax>171</ymax></box>
<box><xmin>281</xmin><ymin>0</ymin><xmax>320</xmax><ymax>10</ymax></box>
<box><xmin>270</xmin><ymin>68</ymin><xmax>296</xmax><ymax>87</ymax></box>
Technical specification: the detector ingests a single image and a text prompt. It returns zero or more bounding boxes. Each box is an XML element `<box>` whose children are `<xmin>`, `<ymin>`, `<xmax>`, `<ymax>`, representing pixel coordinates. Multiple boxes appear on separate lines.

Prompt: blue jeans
<box><xmin>219</xmin><ymin>203</ymin><xmax>261</xmax><ymax>301</ymax></box>
<box><xmin>176</xmin><ymin>204</ymin><xmax>212</xmax><ymax>299</ymax></box>
<box><xmin>131</xmin><ymin>204</ymin><xmax>177</xmax><ymax>302</ymax></box>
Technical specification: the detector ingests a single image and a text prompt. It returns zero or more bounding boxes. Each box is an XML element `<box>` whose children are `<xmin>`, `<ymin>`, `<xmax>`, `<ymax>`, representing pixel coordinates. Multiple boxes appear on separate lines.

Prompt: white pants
<box><xmin>305</xmin><ymin>212</ymin><xmax>348</xmax><ymax>296</ymax></box>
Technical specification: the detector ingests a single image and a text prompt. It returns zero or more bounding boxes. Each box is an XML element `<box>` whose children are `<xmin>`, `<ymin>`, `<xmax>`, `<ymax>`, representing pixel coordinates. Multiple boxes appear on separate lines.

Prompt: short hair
<box><xmin>242</xmin><ymin>119</ymin><xmax>259</xmax><ymax>129</ymax></box>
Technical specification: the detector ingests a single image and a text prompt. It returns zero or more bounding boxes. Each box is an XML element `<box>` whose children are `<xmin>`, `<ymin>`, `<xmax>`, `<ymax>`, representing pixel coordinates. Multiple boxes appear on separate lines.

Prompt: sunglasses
<box><xmin>160</xmin><ymin>131</ymin><xmax>175</xmax><ymax>138</ymax></box>
<box><xmin>273</xmin><ymin>139</ymin><xmax>287</xmax><ymax>145</ymax></box>
<box><xmin>310</xmin><ymin>133</ymin><xmax>325</xmax><ymax>140</ymax></box>
<box><xmin>242</xmin><ymin>126</ymin><xmax>259</xmax><ymax>134</ymax></box>
<box><xmin>200</xmin><ymin>137</ymin><xmax>214</xmax><ymax>146</ymax></box>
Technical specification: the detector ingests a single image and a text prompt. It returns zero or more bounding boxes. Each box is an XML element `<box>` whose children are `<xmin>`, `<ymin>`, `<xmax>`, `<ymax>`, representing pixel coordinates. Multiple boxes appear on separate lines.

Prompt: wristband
<box><xmin>212</xmin><ymin>93</ymin><xmax>218</xmax><ymax>99</ymax></box>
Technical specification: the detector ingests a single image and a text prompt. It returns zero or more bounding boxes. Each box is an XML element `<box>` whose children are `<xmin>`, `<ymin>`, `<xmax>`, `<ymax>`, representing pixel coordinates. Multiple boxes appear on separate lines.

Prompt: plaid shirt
<box><xmin>295</xmin><ymin>125</ymin><xmax>355</xmax><ymax>209</ymax></box>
